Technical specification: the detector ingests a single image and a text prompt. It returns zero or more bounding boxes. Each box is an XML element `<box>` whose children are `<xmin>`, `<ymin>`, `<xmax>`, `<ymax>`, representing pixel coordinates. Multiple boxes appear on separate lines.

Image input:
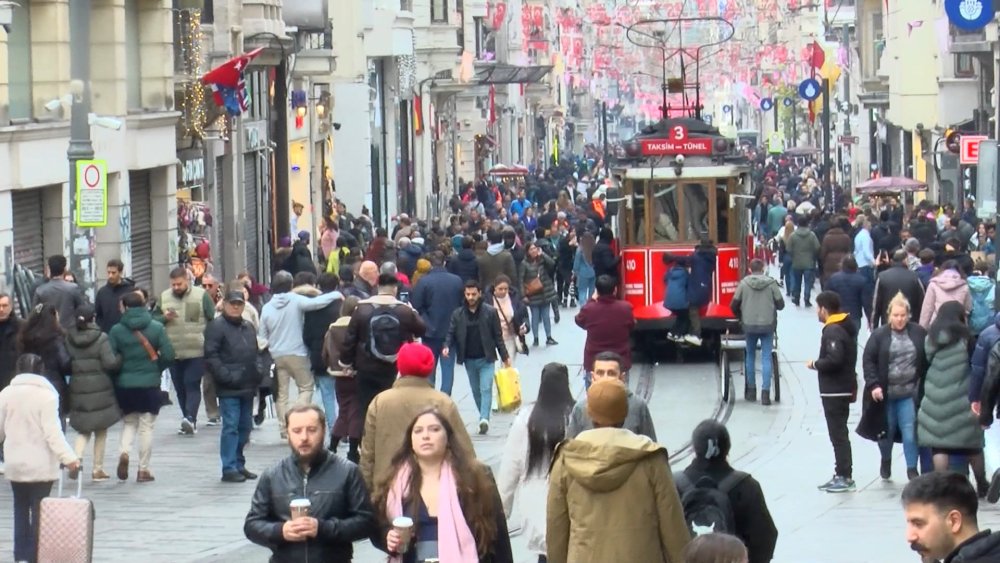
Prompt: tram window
<box><xmin>650</xmin><ymin>183</ymin><xmax>680</xmax><ymax>243</ymax></box>
<box><xmin>631</xmin><ymin>186</ymin><xmax>646</xmax><ymax>244</ymax></box>
<box><xmin>716</xmin><ymin>180</ymin><xmax>731</xmax><ymax>243</ymax></box>
<box><xmin>683</xmin><ymin>183</ymin><xmax>710</xmax><ymax>241</ymax></box>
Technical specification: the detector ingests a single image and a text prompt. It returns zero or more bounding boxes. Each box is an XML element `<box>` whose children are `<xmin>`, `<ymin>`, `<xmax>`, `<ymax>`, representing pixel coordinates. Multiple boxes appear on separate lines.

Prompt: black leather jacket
<box><xmin>204</xmin><ymin>315</ymin><xmax>263</xmax><ymax>398</ymax></box>
<box><xmin>244</xmin><ymin>450</ymin><xmax>376</xmax><ymax>562</ymax></box>
<box><xmin>446</xmin><ymin>303</ymin><xmax>509</xmax><ymax>364</ymax></box>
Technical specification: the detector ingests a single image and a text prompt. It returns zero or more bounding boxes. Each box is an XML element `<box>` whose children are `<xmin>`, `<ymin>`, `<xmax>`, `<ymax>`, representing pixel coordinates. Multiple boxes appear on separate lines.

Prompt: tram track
<box><xmin>632</xmin><ymin>355</ymin><xmax>736</xmax><ymax>464</ymax></box>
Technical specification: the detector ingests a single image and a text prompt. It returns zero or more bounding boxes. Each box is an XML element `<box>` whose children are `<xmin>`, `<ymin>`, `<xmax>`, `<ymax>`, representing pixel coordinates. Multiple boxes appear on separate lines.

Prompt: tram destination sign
<box><xmin>640</xmin><ymin>138</ymin><xmax>712</xmax><ymax>156</ymax></box>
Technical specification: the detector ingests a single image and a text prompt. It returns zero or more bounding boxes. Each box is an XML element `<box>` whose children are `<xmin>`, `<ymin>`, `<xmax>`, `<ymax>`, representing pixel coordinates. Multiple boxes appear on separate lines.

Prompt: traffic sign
<box><xmin>783</xmin><ymin>97</ymin><xmax>794</xmax><ymax>107</ymax></box>
<box><xmin>760</xmin><ymin>98</ymin><xmax>774</xmax><ymax>111</ymax></box>
<box><xmin>75</xmin><ymin>159</ymin><xmax>108</xmax><ymax>227</ymax></box>
<box><xmin>839</xmin><ymin>135</ymin><xmax>859</xmax><ymax>144</ymax></box>
<box><xmin>798</xmin><ymin>78</ymin><xmax>821</xmax><ymax>101</ymax></box>
<box><xmin>961</xmin><ymin>135</ymin><xmax>989</xmax><ymax>165</ymax></box>
<box><xmin>945</xmin><ymin>0</ymin><xmax>994</xmax><ymax>31</ymax></box>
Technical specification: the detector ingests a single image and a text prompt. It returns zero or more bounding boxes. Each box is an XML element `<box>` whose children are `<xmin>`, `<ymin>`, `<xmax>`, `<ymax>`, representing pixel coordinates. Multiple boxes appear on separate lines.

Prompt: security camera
<box><xmin>333</xmin><ymin>122</ymin><xmax>342</xmax><ymax>131</ymax></box>
<box><xmin>88</xmin><ymin>113</ymin><xmax>123</xmax><ymax>130</ymax></box>
<box><xmin>44</xmin><ymin>99</ymin><xmax>62</xmax><ymax>112</ymax></box>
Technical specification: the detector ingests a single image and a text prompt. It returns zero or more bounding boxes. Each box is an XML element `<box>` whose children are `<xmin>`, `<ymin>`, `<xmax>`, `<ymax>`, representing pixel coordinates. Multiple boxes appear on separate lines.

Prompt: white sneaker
<box><xmin>0</xmin><ymin>461</ymin><xmax>5</xmax><ymax>475</ymax></box>
<box><xmin>180</xmin><ymin>418</ymin><xmax>195</xmax><ymax>435</ymax></box>
<box><xmin>683</xmin><ymin>334</ymin><xmax>703</xmax><ymax>346</ymax></box>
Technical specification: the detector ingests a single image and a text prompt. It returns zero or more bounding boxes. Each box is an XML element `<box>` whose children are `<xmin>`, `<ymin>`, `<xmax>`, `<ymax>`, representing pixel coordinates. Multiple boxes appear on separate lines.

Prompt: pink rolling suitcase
<box><xmin>36</xmin><ymin>468</ymin><xmax>95</xmax><ymax>563</ymax></box>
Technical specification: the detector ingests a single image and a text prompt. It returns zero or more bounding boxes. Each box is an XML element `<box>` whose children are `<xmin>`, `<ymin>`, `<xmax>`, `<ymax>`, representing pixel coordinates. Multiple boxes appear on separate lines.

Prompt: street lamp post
<box><xmin>68</xmin><ymin>0</ymin><xmax>94</xmax><ymax>285</ymax></box>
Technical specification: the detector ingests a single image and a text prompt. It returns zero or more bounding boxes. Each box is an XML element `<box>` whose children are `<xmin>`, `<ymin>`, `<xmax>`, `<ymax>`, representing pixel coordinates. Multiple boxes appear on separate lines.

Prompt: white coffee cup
<box><xmin>290</xmin><ymin>498</ymin><xmax>311</xmax><ymax>520</ymax></box>
<box><xmin>392</xmin><ymin>516</ymin><xmax>414</xmax><ymax>554</ymax></box>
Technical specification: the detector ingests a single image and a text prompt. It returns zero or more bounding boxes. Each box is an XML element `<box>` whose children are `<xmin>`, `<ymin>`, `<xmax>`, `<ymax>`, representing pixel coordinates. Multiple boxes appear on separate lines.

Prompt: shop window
<box><xmin>7</xmin><ymin>0</ymin><xmax>32</xmax><ymax>121</ymax></box>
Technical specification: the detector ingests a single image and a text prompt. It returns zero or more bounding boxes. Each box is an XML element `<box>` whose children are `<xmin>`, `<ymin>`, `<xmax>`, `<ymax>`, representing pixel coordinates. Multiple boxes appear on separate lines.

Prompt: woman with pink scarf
<box><xmin>373</xmin><ymin>409</ymin><xmax>512</xmax><ymax>563</ymax></box>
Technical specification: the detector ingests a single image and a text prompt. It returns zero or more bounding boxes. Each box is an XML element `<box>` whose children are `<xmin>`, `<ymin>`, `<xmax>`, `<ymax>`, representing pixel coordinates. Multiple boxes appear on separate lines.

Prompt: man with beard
<box><xmin>95</xmin><ymin>259</ymin><xmax>135</xmax><ymax>333</ymax></box>
<box><xmin>443</xmin><ymin>280</ymin><xmax>510</xmax><ymax>435</ymax></box>
<box><xmin>902</xmin><ymin>472</ymin><xmax>1000</xmax><ymax>563</ymax></box>
<box><xmin>156</xmin><ymin>267</ymin><xmax>217</xmax><ymax>434</ymax></box>
<box><xmin>245</xmin><ymin>404</ymin><xmax>375</xmax><ymax>561</ymax></box>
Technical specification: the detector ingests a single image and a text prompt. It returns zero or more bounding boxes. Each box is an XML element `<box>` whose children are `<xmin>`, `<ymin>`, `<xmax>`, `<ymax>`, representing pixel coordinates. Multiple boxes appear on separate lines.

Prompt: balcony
<box><xmin>949</xmin><ymin>24</ymin><xmax>993</xmax><ymax>54</ymax></box>
<box><xmin>291</xmin><ymin>31</ymin><xmax>336</xmax><ymax>78</ymax></box>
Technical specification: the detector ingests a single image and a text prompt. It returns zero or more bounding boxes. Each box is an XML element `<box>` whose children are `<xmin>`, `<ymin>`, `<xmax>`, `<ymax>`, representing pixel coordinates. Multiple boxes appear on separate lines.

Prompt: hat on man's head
<box><xmin>224</xmin><ymin>291</ymin><xmax>246</xmax><ymax>304</ymax></box>
<box><xmin>586</xmin><ymin>378</ymin><xmax>629</xmax><ymax>426</ymax></box>
<box><xmin>298</xmin><ymin>230</ymin><xmax>310</xmax><ymax>243</ymax></box>
<box><xmin>396</xmin><ymin>342</ymin><xmax>435</xmax><ymax>377</ymax></box>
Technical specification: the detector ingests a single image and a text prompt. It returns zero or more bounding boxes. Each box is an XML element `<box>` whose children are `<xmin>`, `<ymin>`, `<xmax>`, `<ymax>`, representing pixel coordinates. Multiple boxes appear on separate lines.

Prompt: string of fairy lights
<box><xmin>177</xmin><ymin>8</ymin><xmax>207</xmax><ymax>139</ymax></box>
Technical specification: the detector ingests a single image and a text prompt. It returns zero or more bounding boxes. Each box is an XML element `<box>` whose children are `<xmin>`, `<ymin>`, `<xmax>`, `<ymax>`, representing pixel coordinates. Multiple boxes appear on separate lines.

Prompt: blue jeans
<box><xmin>859</xmin><ymin>265</ymin><xmax>875</xmax><ymax>314</ymax></box>
<box><xmin>780</xmin><ymin>255</ymin><xmax>792</xmax><ymax>292</ymax></box>
<box><xmin>171</xmin><ymin>357</ymin><xmax>205</xmax><ymax>424</ymax></box>
<box><xmin>879</xmin><ymin>396</ymin><xmax>918</xmax><ymax>469</ymax></box>
<box><xmin>314</xmin><ymin>373</ymin><xmax>337</xmax><ymax>434</ymax></box>
<box><xmin>577</xmin><ymin>275</ymin><xmax>596</xmax><ymax>305</ymax></box>
<box><xmin>11</xmin><ymin>480</ymin><xmax>53</xmax><ymax>562</ymax></box>
<box><xmin>464</xmin><ymin>358</ymin><xmax>495</xmax><ymax>421</ymax></box>
<box><xmin>791</xmin><ymin>268</ymin><xmax>816</xmax><ymax>303</ymax></box>
<box><xmin>530</xmin><ymin>304</ymin><xmax>552</xmax><ymax>340</ymax></box>
<box><xmin>745</xmin><ymin>332</ymin><xmax>774</xmax><ymax>391</ymax></box>
<box><xmin>424</xmin><ymin>337</ymin><xmax>456</xmax><ymax>395</ymax></box>
<box><xmin>219</xmin><ymin>396</ymin><xmax>253</xmax><ymax>474</ymax></box>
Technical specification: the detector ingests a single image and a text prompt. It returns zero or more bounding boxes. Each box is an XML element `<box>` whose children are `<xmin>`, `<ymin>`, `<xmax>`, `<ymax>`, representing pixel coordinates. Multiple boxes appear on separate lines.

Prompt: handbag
<box><xmin>494</xmin><ymin>367</ymin><xmax>522</xmax><ymax>412</ymax></box>
<box><xmin>133</xmin><ymin>330</ymin><xmax>159</xmax><ymax>361</ymax></box>
<box><xmin>523</xmin><ymin>277</ymin><xmax>544</xmax><ymax>297</ymax></box>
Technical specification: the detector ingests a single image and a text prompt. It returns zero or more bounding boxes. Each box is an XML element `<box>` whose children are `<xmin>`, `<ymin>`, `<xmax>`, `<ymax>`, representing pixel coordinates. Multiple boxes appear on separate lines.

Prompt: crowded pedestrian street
<box><xmin>0</xmin><ymin>289</ymin><xmax>993</xmax><ymax>562</ymax></box>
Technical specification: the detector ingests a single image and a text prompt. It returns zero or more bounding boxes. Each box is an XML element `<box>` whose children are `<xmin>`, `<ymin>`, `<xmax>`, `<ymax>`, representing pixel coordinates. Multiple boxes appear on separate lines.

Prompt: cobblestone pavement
<box><xmin>2</xmin><ymin>288</ymin><xmax>999</xmax><ymax>562</ymax></box>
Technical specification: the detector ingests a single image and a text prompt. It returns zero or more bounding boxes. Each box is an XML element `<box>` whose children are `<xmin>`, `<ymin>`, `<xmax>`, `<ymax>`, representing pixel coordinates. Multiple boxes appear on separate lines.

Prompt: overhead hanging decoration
<box><xmin>201</xmin><ymin>47</ymin><xmax>265</xmax><ymax>116</ymax></box>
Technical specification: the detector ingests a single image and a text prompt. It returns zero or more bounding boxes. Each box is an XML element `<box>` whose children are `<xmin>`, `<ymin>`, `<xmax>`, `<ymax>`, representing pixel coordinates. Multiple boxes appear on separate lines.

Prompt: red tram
<box><xmin>608</xmin><ymin>118</ymin><xmax>753</xmax><ymax>349</ymax></box>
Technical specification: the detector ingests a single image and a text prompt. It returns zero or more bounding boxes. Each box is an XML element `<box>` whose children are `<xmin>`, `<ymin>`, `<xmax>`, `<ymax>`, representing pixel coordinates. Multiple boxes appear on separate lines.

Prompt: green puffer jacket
<box><xmin>917</xmin><ymin>332</ymin><xmax>983</xmax><ymax>450</ymax></box>
<box><xmin>66</xmin><ymin>324</ymin><xmax>122</xmax><ymax>433</ymax></box>
<box><xmin>108</xmin><ymin>308</ymin><xmax>175</xmax><ymax>389</ymax></box>
<box><xmin>786</xmin><ymin>226</ymin><xmax>820</xmax><ymax>270</ymax></box>
<box><xmin>522</xmin><ymin>254</ymin><xmax>557</xmax><ymax>307</ymax></box>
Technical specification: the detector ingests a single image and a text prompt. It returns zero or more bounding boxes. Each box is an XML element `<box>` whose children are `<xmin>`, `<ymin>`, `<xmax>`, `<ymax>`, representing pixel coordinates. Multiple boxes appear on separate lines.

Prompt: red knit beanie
<box><xmin>396</xmin><ymin>342</ymin><xmax>435</xmax><ymax>378</ymax></box>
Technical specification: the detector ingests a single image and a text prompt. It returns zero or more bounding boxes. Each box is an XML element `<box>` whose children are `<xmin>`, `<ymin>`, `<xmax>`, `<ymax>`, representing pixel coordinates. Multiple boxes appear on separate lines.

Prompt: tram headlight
<box><xmin>673</xmin><ymin>154</ymin><xmax>684</xmax><ymax>177</ymax></box>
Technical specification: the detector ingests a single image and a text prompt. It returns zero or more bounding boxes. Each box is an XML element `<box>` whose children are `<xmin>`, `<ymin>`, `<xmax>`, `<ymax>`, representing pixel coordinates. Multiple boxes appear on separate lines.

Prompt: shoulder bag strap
<box><xmin>133</xmin><ymin>330</ymin><xmax>159</xmax><ymax>362</ymax></box>
<box><xmin>494</xmin><ymin>296</ymin><xmax>513</xmax><ymax>331</ymax></box>
<box><xmin>717</xmin><ymin>470</ymin><xmax>750</xmax><ymax>494</ymax></box>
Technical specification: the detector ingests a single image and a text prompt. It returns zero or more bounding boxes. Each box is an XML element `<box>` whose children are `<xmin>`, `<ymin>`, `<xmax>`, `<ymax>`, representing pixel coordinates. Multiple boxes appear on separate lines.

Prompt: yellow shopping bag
<box><xmin>494</xmin><ymin>367</ymin><xmax>522</xmax><ymax>412</ymax></box>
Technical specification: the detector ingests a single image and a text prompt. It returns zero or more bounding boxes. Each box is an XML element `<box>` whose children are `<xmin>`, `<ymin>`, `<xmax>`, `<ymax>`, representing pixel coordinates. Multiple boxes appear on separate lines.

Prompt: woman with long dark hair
<box><xmin>917</xmin><ymin>300</ymin><xmax>988</xmax><ymax>493</ymax></box>
<box><xmin>498</xmin><ymin>363</ymin><xmax>575</xmax><ymax>563</ymax></box>
<box><xmin>18</xmin><ymin>303</ymin><xmax>72</xmax><ymax>419</ymax></box>
<box><xmin>523</xmin><ymin>241</ymin><xmax>558</xmax><ymax>347</ymax></box>
<box><xmin>373</xmin><ymin>408</ymin><xmax>512</xmax><ymax>563</ymax></box>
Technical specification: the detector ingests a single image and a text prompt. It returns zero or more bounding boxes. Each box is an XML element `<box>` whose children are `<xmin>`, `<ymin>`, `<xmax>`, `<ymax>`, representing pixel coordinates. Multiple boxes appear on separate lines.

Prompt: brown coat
<box><xmin>820</xmin><ymin>228</ymin><xmax>852</xmax><ymax>286</ymax></box>
<box><xmin>547</xmin><ymin>428</ymin><xmax>690</xmax><ymax>563</ymax></box>
<box><xmin>359</xmin><ymin>376</ymin><xmax>475</xmax><ymax>490</ymax></box>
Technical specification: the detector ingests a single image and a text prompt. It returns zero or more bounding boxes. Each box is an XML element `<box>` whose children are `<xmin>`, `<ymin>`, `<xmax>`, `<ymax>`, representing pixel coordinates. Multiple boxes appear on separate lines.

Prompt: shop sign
<box><xmin>244</xmin><ymin>120</ymin><xmax>269</xmax><ymax>152</ymax></box>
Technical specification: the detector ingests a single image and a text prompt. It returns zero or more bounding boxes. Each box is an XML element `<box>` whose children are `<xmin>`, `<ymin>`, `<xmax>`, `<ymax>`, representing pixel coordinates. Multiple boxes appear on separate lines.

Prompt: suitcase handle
<box><xmin>58</xmin><ymin>464</ymin><xmax>84</xmax><ymax>499</ymax></box>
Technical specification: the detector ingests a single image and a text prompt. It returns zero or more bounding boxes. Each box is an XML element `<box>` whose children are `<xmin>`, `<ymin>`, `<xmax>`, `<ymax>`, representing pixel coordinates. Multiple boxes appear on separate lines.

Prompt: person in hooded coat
<box><xmin>819</xmin><ymin>220</ymin><xmax>853</xmax><ymax>289</ymax></box>
<box><xmin>282</xmin><ymin>232</ymin><xmax>318</xmax><ymax>276</ymax></box>
<box><xmin>65</xmin><ymin>304</ymin><xmax>122</xmax><ymax>481</ymax></box>
<box><xmin>592</xmin><ymin>227</ymin><xmax>620</xmax><ymax>284</ymax></box>
<box><xmin>920</xmin><ymin>261</ymin><xmax>973</xmax><ymax>329</ymax></box>
<box><xmin>448</xmin><ymin>235</ymin><xmax>480</xmax><ymax>282</ymax></box>
<box><xmin>826</xmin><ymin>257</ymin><xmax>870</xmax><ymax>331</ymax></box>
<box><xmin>918</xmin><ymin>300</ymin><xmax>989</xmax><ymax>496</ymax></box>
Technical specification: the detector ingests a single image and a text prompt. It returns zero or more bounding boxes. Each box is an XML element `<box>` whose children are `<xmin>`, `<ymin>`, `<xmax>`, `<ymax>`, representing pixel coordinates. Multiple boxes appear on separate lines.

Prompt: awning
<box><xmin>475</xmin><ymin>64</ymin><xmax>553</xmax><ymax>85</ymax></box>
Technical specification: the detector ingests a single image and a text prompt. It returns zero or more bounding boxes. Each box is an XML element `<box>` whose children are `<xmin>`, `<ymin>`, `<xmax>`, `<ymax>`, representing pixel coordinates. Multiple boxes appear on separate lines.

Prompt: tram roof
<box><xmin>615</xmin><ymin>164</ymin><xmax>750</xmax><ymax>180</ymax></box>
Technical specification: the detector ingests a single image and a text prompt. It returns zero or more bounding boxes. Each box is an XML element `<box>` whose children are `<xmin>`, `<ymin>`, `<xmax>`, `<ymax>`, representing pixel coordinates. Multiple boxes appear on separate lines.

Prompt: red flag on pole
<box><xmin>202</xmin><ymin>47</ymin><xmax>264</xmax><ymax>115</ymax></box>
<box><xmin>413</xmin><ymin>95</ymin><xmax>424</xmax><ymax>135</ymax></box>
<box><xmin>808</xmin><ymin>41</ymin><xmax>826</xmax><ymax>70</ymax></box>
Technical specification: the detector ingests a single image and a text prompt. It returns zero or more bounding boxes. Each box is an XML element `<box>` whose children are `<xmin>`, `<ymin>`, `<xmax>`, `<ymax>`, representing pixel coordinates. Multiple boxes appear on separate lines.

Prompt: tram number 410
<box><xmin>728</xmin><ymin>257</ymin><xmax>739</xmax><ymax>270</ymax></box>
<box><xmin>625</xmin><ymin>259</ymin><xmax>638</xmax><ymax>271</ymax></box>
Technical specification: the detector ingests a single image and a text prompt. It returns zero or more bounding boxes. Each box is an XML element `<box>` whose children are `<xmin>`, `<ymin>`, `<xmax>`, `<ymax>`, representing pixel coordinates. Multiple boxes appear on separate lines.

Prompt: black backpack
<box><xmin>367</xmin><ymin>305</ymin><xmax>404</xmax><ymax>363</ymax></box>
<box><xmin>674</xmin><ymin>470</ymin><xmax>748</xmax><ymax>537</ymax></box>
